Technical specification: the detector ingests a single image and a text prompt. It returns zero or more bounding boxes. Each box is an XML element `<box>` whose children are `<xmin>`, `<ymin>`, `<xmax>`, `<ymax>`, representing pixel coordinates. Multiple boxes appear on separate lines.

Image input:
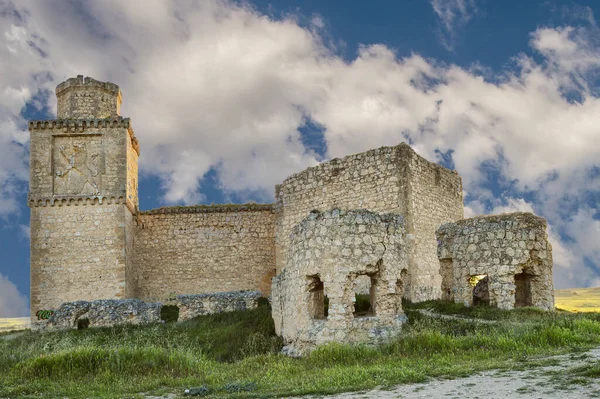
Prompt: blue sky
<box><xmin>0</xmin><ymin>0</ymin><xmax>599</xmax><ymax>317</ymax></box>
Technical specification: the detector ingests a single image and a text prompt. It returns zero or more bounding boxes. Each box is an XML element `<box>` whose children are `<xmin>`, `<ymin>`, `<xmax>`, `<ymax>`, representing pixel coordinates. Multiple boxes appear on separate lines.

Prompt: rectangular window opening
<box><xmin>469</xmin><ymin>274</ymin><xmax>489</xmax><ymax>306</ymax></box>
<box><xmin>353</xmin><ymin>274</ymin><xmax>376</xmax><ymax>317</ymax></box>
<box><xmin>307</xmin><ymin>275</ymin><xmax>327</xmax><ymax>319</ymax></box>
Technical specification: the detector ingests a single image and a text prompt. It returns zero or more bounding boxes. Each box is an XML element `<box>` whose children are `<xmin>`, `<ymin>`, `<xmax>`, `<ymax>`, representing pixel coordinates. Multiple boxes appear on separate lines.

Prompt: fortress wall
<box><xmin>132</xmin><ymin>204</ymin><xmax>276</xmax><ymax>300</ymax></box>
<box><xmin>30</xmin><ymin>202</ymin><xmax>133</xmax><ymax>329</ymax></box>
<box><xmin>406</xmin><ymin>152</ymin><xmax>464</xmax><ymax>301</ymax></box>
<box><xmin>274</xmin><ymin>145</ymin><xmax>409</xmax><ymax>273</ymax></box>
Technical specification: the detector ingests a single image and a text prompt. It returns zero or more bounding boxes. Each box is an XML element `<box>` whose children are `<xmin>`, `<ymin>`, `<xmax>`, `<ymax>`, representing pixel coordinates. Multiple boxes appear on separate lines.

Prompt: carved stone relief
<box><xmin>53</xmin><ymin>136</ymin><xmax>104</xmax><ymax>196</ymax></box>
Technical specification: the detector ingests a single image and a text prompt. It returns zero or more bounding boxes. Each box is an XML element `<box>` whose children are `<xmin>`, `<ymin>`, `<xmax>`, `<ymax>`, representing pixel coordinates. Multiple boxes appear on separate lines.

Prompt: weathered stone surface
<box><xmin>274</xmin><ymin>143</ymin><xmax>464</xmax><ymax>303</ymax></box>
<box><xmin>436</xmin><ymin>213</ymin><xmax>554</xmax><ymax>310</ymax></box>
<box><xmin>272</xmin><ymin>209</ymin><xmax>408</xmax><ymax>355</ymax></box>
<box><xmin>133</xmin><ymin>207</ymin><xmax>276</xmax><ymax>300</ymax></box>
<box><xmin>47</xmin><ymin>299</ymin><xmax>161</xmax><ymax>330</ymax></box>
<box><xmin>176</xmin><ymin>291</ymin><xmax>262</xmax><ymax>321</ymax></box>
<box><xmin>56</xmin><ymin>75</ymin><xmax>122</xmax><ymax>119</ymax></box>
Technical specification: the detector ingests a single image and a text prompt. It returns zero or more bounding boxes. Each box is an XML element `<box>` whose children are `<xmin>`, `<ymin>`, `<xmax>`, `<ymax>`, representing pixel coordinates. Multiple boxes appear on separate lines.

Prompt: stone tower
<box><xmin>28</xmin><ymin>76</ymin><xmax>140</xmax><ymax>329</ymax></box>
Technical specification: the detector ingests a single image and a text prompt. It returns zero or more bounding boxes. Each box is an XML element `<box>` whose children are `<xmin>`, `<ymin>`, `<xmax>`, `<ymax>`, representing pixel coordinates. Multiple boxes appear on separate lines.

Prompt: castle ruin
<box><xmin>28</xmin><ymin>77</ymin><xmax>555</xmax><ymax>348</ymax></box>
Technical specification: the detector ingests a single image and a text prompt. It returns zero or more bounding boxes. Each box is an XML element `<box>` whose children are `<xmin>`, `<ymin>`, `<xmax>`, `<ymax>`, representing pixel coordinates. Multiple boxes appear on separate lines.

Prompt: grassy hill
<box><xmin>1</xmin><ymin>301</ymin><xmax>600</xmax><ymax>398</ymax></box>
<box><xmin>555</xmin><ymin>287</ymin><xmax>600</xmax><ymax>312</ymax></box>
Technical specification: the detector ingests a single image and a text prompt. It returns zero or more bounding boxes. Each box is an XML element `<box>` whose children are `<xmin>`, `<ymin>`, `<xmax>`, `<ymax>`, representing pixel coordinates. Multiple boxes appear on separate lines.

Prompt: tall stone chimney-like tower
<box><xmin>28</xmin><ymin>76</ymin><xmax>140</xmax><ymax>329</ymax></box>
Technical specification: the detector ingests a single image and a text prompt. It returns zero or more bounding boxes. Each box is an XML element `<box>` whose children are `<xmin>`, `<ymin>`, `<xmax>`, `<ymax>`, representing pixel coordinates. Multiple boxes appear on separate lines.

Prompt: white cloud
<box><xmin>0</xmin><ymin>274</ymin><xmax>28</xmax><ymax>317</ymax></box>
<box><xmin>0</xmin><ymin>0</ymin><xmax>598</xmax><ymax>288</ymax></box>
<box><xmin>429</xmin><ymin>0</ymin><xmax>477</xmax><ymax>50</ymax></box>
<box><xmin>19</xmin><ymin>224</ymin><xmax>30</xmax><ymax>240</ymax></box>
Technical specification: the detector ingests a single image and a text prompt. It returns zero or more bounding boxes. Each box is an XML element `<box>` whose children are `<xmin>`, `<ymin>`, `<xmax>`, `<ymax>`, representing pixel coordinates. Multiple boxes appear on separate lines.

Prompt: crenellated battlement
<box><xmin>56</xmin><ymin>75</ymin><xmax>122</xmax><ymax>119</ymax></box>
<box><xmin>28</xmin><ymin>117</ymin><xmax>139</xmax><ymax>155</ymax></box>
<box><xmin>55</xmin><ymin>75</ymin><xmax>120</xmax><ymax>96</ymax></box>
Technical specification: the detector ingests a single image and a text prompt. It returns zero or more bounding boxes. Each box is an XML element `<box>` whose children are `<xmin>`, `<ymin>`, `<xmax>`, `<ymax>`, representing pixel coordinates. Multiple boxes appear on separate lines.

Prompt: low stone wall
<box><xmin>436</xmin><ymin>212</ymin><xmax>554</xmax><ymax>310</ymax></box>
<box><xmin>47</xmin><ymin>299</ymin><xmax>162</xmax><ymax>330</ymax></box>
<box><xmin>43</xmin><ymin>290</ymin><xmax>262</xmax><ymax>330</ymax></box>
<box><xmin>272</xmin><ymin>209</ymin><xmax>409</xmax><ymax>355</ymax></box>
<box><xmin>176</xmin><ymin>291</ymin><xmax>262</xmax><ymax>321</ymax></box>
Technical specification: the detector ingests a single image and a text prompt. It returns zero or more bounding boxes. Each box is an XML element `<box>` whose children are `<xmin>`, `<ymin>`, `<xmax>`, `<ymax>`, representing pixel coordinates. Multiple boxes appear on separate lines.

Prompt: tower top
<box><xmin>56</xmin><ymin>75</ymin><xmax>122</xmax><ymax>119</ymax></box>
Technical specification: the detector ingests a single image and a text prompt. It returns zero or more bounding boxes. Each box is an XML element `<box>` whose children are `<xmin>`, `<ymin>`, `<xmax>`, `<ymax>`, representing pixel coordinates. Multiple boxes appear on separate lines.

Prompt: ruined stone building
<box><xmin>28</xmin><ymin>77</ymin><xmax>554</xmax><ymax>348</ymax></box>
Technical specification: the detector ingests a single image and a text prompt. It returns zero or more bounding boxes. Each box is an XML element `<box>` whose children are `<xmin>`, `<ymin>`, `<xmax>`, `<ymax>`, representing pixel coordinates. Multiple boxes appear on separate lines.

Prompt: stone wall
<box><xmin>56</xmin><ymin>75</ymin><xmax>122</xmax><ymax>119</ymax></box>
<box><xmin>436</xmin><ymin>212</ymin><xmax>554</xmax><ymax>310</ymax></box>
<box><xmin>406</xmin><ymin>151</ymin><xmax>464</xmax><ymax>301</ymax></box>
<box><xmin>271</xmin><ymin>209</ymin><xmax>408</xmax><ymax>355</ymax></box>
<box><xmin>29</xmin><ymin>201</ymin><xmax>134</xmax><ymax>330</ymax></box>
<box><xmin>176</xmin><ymin>291</ymin><xmax>262</xmax><ymax>321</ymax></box>
<box><xmin>132</xmin><ymin>204</ymin><xmax>276</xmax><ymax>300</ymax></box>
<box><xmin>47</xmin><ymin>299</ymin><xmax>161</xmax><ymax>330</ymax></box>
<box><xmin>274</xmin><ymin>143</ymin><xmax>463</xmax><ymax>302</ymax></box>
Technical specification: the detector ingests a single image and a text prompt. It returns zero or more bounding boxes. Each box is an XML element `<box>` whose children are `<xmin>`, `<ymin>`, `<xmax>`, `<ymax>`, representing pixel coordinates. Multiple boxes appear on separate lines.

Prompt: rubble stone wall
<box><xmin>271</xmin><ymin>209</ymin><xmax>408</xmax><ymax>355</ymax></box>
<box><xmin>436</xmin><ymin>213</ymin><xmax>554</xmax><ymax>310</ymax></box>
<box><xmin>274</xmin><ymin>146</ymin><xmax>407</xmax><ymax>275</ymax></box>
<box><xmin>274</xmin><ymin>143</ymin><xmax>463</xmax><ymax>302</ymax></box>
<box><xmin>132</xmin><ymin>204</ymin><xmax>276</xmax><ymax>301</ymax></box>
<box><xmin>47</xmin><ymin>299</ymin><xmax>161</xmax><ymax>330</ymax></box>
<box><xmin>176</xmin><ymin>291</ymin><xmax>262</xmax><ymax>321</ymax></box>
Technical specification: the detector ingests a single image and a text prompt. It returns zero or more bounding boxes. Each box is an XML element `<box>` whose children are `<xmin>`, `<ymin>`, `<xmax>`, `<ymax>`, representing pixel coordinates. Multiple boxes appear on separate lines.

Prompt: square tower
<box><xmin>28</xmin><ymin>76</ymin><xmax>139</xmax><ymax>329</ymax></box>
<box><xmin>274</xmin><ymin>143</ymin><xmax>464</xmax><ymax>302</ymax></box>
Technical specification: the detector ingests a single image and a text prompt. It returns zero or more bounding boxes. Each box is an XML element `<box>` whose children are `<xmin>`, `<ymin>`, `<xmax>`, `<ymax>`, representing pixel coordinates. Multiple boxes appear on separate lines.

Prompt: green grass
<box><xmin>2</xmin><ymin>301</ymin><xmax>600</xmax><ymax>398</ymax></box>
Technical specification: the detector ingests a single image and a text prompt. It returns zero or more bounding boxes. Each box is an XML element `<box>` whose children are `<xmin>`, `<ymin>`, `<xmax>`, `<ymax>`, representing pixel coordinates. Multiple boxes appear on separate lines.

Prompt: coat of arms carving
<box><xmin>53</xmin><ymin>137</ymin><xmax>103</xmax><ymax>196</ymax></box>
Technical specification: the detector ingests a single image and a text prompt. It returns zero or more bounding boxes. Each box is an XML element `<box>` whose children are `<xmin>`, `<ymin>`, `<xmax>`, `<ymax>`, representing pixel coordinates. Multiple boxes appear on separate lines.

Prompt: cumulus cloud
<box><xmin>0</xmin><ymin>0</ymin><xmax>598</xmax><ymax>288</ymax></box>
<box><xmin>0</xmin><ymin>274</ymin><xmax>28</xmax><ymax>317</ymax></box>
<box><xmin>429</xmin><ymin>0</ymin><xmax>478</xmax><ymax>50</ymax></box>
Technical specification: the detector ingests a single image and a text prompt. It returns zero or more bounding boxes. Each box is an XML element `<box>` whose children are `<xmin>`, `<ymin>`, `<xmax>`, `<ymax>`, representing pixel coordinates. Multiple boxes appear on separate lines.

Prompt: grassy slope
<box><xmin>2</xmin><ymin>301</ymin><xmax>600</xmax><ymax>399</ymax></box>
<box><xmin>555</xmin><ymin>287</ymin><xmax>600</xmax><ymax>312</ymax></box>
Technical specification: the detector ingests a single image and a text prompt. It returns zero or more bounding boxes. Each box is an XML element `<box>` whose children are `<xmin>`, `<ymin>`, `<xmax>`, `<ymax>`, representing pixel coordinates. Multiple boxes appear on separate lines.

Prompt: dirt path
<box><xmin>142</xmin><ymin>347</ymin><xmax>600</xmax><ymax>398</ymax></box>
<box><xmin>288</xmin><ymin>347</ymin><xmax>600</xmax><ymax>399</ymax></box>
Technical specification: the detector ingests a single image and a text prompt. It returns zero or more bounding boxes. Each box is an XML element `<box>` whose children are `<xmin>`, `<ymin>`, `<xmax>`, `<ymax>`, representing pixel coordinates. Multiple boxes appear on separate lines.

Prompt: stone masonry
<box><xmin>271</xmin><ymin>209</ymin><xmax>408</xmax><ymax>355</ymax></box>
<box><xmin>176</xmin><ymin>291</ymin><xmax>262</xmax><ymax>321</ymax></box>
<box><xmin>436</xmin><ymin>213</ymin><xmax>554</xmax><ymax>310</ymax></box>
<box><xmin>29</xmin><ymin>76</ymin><xmax>555</xmax><ymax>344</ymax></box>
<box><xmin>133</xmin><ymin>205</ymin><xmax>276</xmax><ymax>300</ymax></box>
<box><xmin>274</xmin><ymin>144</ymin><xmax>464</xmax><ymax>302</ymax></box>
<box><xmin>47</xmin><ymin>299</ymin><xmax>162</xmax><ymax>330</ymax></box>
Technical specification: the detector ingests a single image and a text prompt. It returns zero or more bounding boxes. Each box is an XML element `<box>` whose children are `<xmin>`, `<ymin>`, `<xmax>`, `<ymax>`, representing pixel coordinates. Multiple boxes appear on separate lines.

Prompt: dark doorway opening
<box><xmin>515</xmin><ymin>272</ymin><xmax>534</xmax><ymax>307</ymax></box>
